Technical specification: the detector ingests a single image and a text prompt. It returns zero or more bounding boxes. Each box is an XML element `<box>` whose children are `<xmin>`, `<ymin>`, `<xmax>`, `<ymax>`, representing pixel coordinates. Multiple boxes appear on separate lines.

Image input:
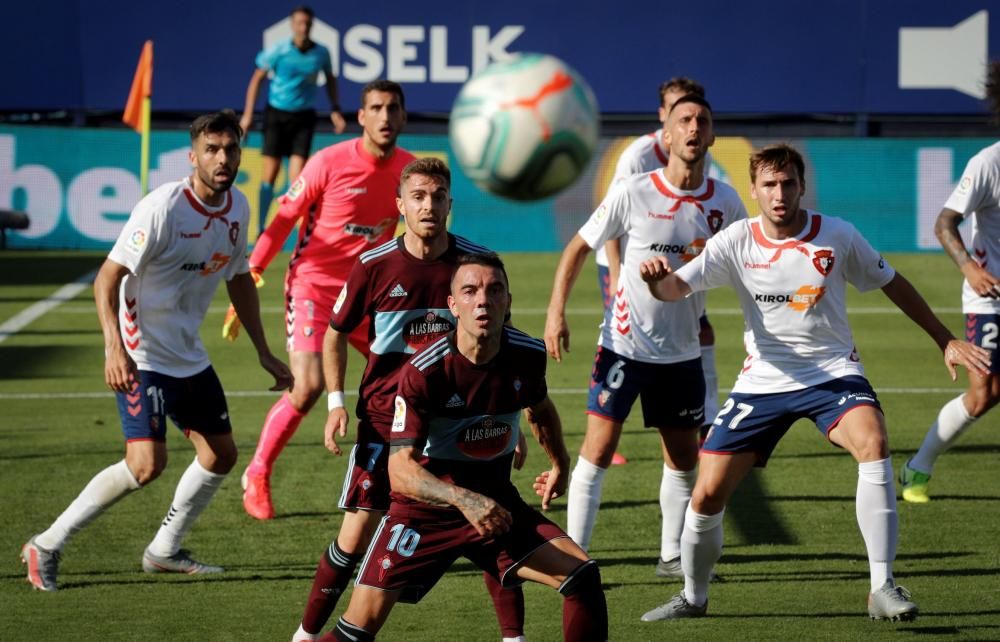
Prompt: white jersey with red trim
<box><xmin>943</xmin><ymin>141</ymin><xmax>1000</xmax><ymax>314</ymax></box>
<box><xmin>578</xmin><ymin>170</ymin><xmax>747</xmax><ymax>363</ymax></box>
<box><xmin>595</xmin><ymin>129</ymin><xmax>714</xmax><ymax>266</ymax></box>
<box><xmin>674</xmin><ymin>212</ymin><xmax>895</xmax><ymax>393</ymax></box>
<box><xmin>107</xmin><ymin>178</ymin><xmax>250</xmax><ymax>377</ymax></box>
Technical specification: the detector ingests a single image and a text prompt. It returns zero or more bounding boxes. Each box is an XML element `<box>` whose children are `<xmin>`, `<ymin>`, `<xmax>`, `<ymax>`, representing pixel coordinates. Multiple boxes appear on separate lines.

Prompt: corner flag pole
<box><xmin>123</xmin><ymin>41</ymin><xmax>154</xmax><ymax>195</ymax></box>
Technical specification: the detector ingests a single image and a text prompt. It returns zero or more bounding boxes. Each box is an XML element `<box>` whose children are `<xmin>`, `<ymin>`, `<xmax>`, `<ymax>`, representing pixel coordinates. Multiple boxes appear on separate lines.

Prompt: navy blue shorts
<box><xmin>965</xmin><ymin>313</ymin><xmax>1000</xmax><ymax>374</ymax></box>
<box><xmin>115</xmin><ymin>367</ymin><xmax>232</xmax><ymax>442</ymax></box>
<box><xmin>586</xmin><ymin>347</ymin><xmax>705</xmax><ymax>428</ymax></box>
<box><xmin>702</xmin><ymin>375</ymin><xmax>881</xmax><ymax>466</ymax></box>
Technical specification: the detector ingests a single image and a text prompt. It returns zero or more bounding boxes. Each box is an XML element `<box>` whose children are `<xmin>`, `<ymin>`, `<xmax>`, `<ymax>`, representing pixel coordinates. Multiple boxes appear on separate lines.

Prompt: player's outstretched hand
<box><xmin>513</xmin><ymin>430</ymin><xmax>528</xmax><ymax>470</ymax></box>
<box><xmin>324</xmin><ymin>408</ymin><xmax>349</xmax><ymax>455</ymax></box>
<box><xmin>961</xmin><ymin>262</ymin><xmax>1000</xmax><ymax>299</ymax></box>
<box><xmin>104</xmin><ymin>346</ymin><xmax>139</xmax><ymax>393</ymax></box>
<box><xmin>543</xmin><ymin>312</ymin><xmax>570</xmax><ymax>362</ymax></box>
<box><xmin>260</xmin><ymin>353</ymin><xmax>293</xmax><ymax>391</ymax></box>
<box><xmin>533</xmin><ymin>467</ymin><xmax>567</xmax><ymax>511</ymax></box>
<box><xmin>944</xmin><ymin>339</ymin><xmax>992</xmax><ymax>380</ymax></box>
<box><xmin>639</xmin><ymin>256</ymin><xmax>673</xmax><ymax>283</ymax></box>
<box><xmin>458</xmin><ymin>493</ymin><xmax>512</xmax><ymax>539</ymax></box>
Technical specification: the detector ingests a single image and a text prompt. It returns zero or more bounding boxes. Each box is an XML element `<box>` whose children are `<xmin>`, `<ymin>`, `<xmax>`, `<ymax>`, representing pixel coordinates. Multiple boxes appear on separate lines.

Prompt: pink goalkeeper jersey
<box><xmin>249</xmin><ymin>138</ymin><xmax>415</xmax><ymax>287</ymax></box>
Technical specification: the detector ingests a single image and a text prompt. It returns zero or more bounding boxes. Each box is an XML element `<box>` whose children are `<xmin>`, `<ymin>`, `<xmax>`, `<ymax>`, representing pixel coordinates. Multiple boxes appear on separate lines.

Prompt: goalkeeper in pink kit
<box><xmin>223</xmin><ymin>80</ymin><xmax>414</xmax><ymax>520</ymax></box>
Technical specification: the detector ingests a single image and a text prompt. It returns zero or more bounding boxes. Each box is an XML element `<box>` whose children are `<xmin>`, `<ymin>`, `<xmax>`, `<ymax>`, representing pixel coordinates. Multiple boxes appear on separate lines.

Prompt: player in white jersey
<box><xmin>20</xmin><ymin>112</ymin><xmax>293</xmax><ymax>592</ymax></box>
<box><xmin>597</xmin><ymin>78</ymin><xmax>721</xmax><ymax>472</ymax></box>
<box><xmin>545</xmin><ymin>96</ymin><xmax>748</xmax><ymax>571</ymax></box>
<box><xmin>638</xmin><ymin>143</ymin><xmax>990</xmax><ymax>623</ymax></box>
<box><xmin>900</xmin><ymin>62</ymin><xmax>1000</xmax><ymax>503</ymax></box>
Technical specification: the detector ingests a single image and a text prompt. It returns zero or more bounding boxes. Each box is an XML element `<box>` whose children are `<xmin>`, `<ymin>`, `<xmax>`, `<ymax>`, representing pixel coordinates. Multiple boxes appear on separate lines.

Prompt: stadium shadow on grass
<box><xmin>0</xmin><ymin>346</ymin><xmax>94</xmax><ymax>379</ymax></box>
<box><xmin>728</xmin><ymin>470</ymin><xmax>797</xmax><ymax>545</ymax></box>
<box><xmin>0</xmin><ymin>253</ymin><xmax>103</xmax><ymax>286</ymax></box>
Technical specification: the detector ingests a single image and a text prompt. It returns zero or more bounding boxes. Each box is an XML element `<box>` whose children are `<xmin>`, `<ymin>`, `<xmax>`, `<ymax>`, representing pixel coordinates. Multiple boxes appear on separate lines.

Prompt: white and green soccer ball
<box><xmin>449</xmin><ymin>53</ymin><xmax>599</xmax><ymax>201</ymax></box>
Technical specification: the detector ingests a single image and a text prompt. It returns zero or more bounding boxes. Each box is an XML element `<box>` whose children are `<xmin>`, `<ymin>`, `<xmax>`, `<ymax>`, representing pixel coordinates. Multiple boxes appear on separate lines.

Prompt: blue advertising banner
<box><xmin>2</xmin><ymin>1</ymin><xmax>998</xmax><ymax>115</ymax></box>
<box><xmin>0</xmin><ymin>125</ymin><xmax>986</xmax><ymax>253</ymax></box>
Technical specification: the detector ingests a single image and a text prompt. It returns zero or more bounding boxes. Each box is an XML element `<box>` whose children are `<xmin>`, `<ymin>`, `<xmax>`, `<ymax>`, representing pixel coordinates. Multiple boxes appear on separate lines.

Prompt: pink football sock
<box><xmin>246</xmin><ymin>393</ymin><xmax>306</xmax><ymax>478</ymax></box>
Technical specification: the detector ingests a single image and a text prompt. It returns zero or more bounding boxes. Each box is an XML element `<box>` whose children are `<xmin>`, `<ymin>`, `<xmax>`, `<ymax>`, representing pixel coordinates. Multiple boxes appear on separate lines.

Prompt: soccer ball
<box><xmin>449</xmin><ymin>53</ymin><xmax>599</xmax><ymax>201</ymax></box>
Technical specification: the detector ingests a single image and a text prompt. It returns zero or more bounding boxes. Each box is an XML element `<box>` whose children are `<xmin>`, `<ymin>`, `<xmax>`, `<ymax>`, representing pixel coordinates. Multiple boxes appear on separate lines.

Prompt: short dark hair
<box><xmin>290</xmin><ymin>5</ymin><xmax>314</xmax><ymax>19</ymax></box>
<box><xmin>399</xmin><ymin>157</ymin><xmax>450</xmax><ymax>194</ymax></box>
<box><xmin>750</xmin><ymin>143</ymin><xmax>806</xmax><ymax>185</ymax></box>
<box><xmin>659</xmin><ymin>77</ymin><xmax>705</xmax><ymax>105</ymax></box>
<box><xmin>190</xmin><ymin>110</ymin><xmax>242</xmax><ymax>142</ymax></box>
<box><xmin>668</xmin><ymin>94</ymin><xmax>713</xmax><ymax>117</ymax></box>
<box><xmin>450</xmin><ymin>252</ymin><xmax>509</xmax><ymax>290</ymax></box>
<box><xmin>361</xmin><ymin>80</ymin><xmax>406</xmax><ymax>110</ymax></box>
<box><xmin>987</xmin><ymin>60</ymin><xmax>1000</xmax><ymax>121</ymax></box>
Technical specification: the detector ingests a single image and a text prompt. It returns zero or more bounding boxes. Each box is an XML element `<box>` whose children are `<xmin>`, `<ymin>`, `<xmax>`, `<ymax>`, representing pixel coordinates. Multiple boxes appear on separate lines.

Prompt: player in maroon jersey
<box><xmin>291</xmin><ymin>158</ymin><xmax>525</xmax><ymax>641</ymax></box>
<box><xmin>321</xmin><ymin>252</ymin><xmax>608</xmax><ymax>642</ymax></box>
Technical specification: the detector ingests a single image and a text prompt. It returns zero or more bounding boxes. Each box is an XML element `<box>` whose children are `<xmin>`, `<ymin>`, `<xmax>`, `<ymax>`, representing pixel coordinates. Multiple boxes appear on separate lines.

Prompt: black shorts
<box><xmin>262</xmin><ymin>106</ymin><xmax>315</xmax><ymax>158</ymax></box>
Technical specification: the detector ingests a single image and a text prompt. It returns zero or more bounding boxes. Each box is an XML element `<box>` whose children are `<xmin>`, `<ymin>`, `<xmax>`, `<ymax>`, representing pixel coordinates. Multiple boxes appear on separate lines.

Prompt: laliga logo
<box><xmin>263</xmin><ymin>18</ymin><xmax>525</xmax><ymax>84</ymax></box>
<box><xmin>788</xmin><ymin>285</ymin><xmax>826</xmax><ymax>312</ymax></box>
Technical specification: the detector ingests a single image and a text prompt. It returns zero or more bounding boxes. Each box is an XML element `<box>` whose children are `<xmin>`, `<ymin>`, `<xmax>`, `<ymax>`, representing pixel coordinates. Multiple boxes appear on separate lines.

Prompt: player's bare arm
<box><xmin>226</xmin><ymin>272</ymin><xmax>293</xmax><ymax>391</ymax></box>
<box><xmin>239</xmin><ymin>68</ymin><xmax>268</xmax><ymax>139</ymax></box>
<box><xmin>321</xmin><ymin>328</ymin><xmax>351</xmax><ymax>455</ymax></box>
<box><xmin>639</xmin><ymin>256</ymin><xmax>692</xmax><ymax>302</ymax></box>
<box><xmin>323</xmin><ymin>67</ymin><xmax>347</xmax><ymax>134</ymax></box>
<box><xmin>935</xmin><ymin>207</ymin><xmax>1000</xmax><ymax>299</ymax></box>
<box><xmin>93</xmin><ymin>258</ymin><xmax>137</xmax><ymax>392</ymax></box>
<box><xmin>544</xmin><ymin>234</ymin><xmax>593</xmax><ymax>361</ymax></box>
<box><xmin>880</xmin><ymin>272</ymin><xmax>992</xmax><ymax>379</ymax></box>
<box><xmin>605</xmin><ymin>237</ymin><xmax>622</xmax><ymax>295</ymax></box>
<box><xmin>388</xmin><ymin>445</ymin><xmax>512</xmax><ymax>538</ymax></box>
<box><xmin>523</xmin><ymin>396</ymin><xmax>570</xmax><ymax>510</ymax></box>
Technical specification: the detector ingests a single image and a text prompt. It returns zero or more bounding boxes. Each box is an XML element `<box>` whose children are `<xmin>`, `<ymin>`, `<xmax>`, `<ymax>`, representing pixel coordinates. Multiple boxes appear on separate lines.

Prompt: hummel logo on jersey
<box><xmin>389</xmin><ymin>284</ymin><xmax>408</xmax><ymax>297</ymax></box>
<box><xmin>346</xmin><ymin>187</ymin><xmax>367</xmax><ymax>194</ymax></box>
<box><xmin>446</xmin><ymin>394</ymin><xmax>465</xmax><ymax>408</ymax></box>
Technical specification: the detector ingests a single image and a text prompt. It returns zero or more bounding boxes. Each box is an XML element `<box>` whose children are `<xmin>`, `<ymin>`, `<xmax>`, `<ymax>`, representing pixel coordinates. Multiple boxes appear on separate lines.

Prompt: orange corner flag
<box><xmin>123</xmin><ymin>41</ymin><xmax>153</xmax><ymax>132</ymax></box>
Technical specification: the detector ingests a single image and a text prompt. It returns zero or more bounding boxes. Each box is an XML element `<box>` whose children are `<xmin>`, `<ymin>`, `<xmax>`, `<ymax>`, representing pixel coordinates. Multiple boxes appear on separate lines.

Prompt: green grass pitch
<box><xmin>1</xmin><ymin>250</ymin><xmax>999</xmax><ymax>640</ymax></box>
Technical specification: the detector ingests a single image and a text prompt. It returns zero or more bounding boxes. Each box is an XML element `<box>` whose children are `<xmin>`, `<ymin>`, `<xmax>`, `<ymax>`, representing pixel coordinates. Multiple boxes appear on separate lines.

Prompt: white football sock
<box><xmin>566</xmin><ymin>456</ymin><xmax>607</xmax><ymax>552</ymax></box>
<box><xmin>147</xmin><ymin>458</ymin><xmax>226</xmax><ymax>557</ymax></box>
<box><xmin>36</xmin><ymin>459</ymin><xmax>141</xmax><ymax>552</ymax></box>
<box><xmin>909</xmin><ymin>395</ymin><xmax>975</xmax><ymax>474</ymax></box>
<box><xmin>502</xmin><ymin>637</ymin><xmax>527</xmax><ymax>642</ymax></box>
<box><xmin>700</xmin><ymin>345</ymin><xmax>719</xmax><ymax>423</ymax></box>
<box><xmin>660</xmin><ymin>465</ymin><xmax>696</xmax><ymax>561</ymax></box>
<box><xmin>293</xmin><ymin>624</ymin><xmax>319</xmax><ymax>641</ymax></box>
<box><xmin>856</xmin><ymin>458</ymin><xmax>897</xmax><ymax>591</ymax></box>
<box><xmin>681</xmin><ymin>506</ymin><xmax>724</xmax><ymax>607</ymax></box>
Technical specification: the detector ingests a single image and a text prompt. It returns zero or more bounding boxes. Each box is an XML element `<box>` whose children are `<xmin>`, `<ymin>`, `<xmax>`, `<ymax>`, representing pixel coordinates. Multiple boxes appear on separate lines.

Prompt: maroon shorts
<box><xmin>355</xmin><ymin>494</ymin><xmax>567</xmax><ymax>603</ymax></box>
<box><xmin>338</xmin><ymin>418</ymin><xmax>391</xmax><ymax>511</ymax></box>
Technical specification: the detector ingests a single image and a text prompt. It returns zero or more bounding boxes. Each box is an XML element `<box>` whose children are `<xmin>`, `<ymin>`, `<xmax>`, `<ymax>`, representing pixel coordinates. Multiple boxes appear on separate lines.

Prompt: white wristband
<box><xmin>328</xmin><ymin>391</ymin><xmax>346</xmax><ymax>411</ymax></box>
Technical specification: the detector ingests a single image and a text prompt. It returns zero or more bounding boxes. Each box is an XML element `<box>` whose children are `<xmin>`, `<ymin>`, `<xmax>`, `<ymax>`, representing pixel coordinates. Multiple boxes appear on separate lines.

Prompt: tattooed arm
<box><xmin>935</xmin><ymin>207</ymin><xmax>1000</xmax><ymax>298</ymax></box>
<box><xmin>388</xmin><ymin>445</ymin><xmax>512</xmax><ymax>537</ymax></box>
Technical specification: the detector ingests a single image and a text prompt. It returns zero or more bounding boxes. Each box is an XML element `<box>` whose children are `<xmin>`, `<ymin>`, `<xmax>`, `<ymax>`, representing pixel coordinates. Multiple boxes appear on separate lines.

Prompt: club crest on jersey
<box><xmin>287</xmin><ymin>176</ymin><xmax>306</xmax><ymax>200</ymax></box>
<box><xmin>707</xmin><ymin>209</ymin><xmax>724</xmax><ymax>234</ymax></box>
<box><xmin>812</xmin><ymin>249</ymin><xmax>835</xmax><ymax>276</ymax></box>
<box><xmin>229</xmin><ymin>221</ymin><xmax>240</xmax><ymax>246</ymax></box>
<box><xmin>404</xmin><ymin>312</ymin><xmax>454</xmax><ymax>349</ymax></box>
<box><xmin>456</xmin><ymin>417</ymin><xmax>513</xmax><ymax>459</ymax></box>
<box><xmin>597</xmin><ymin>389</ymin><xmax>612</xmax><ymax>408</ymax></box>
